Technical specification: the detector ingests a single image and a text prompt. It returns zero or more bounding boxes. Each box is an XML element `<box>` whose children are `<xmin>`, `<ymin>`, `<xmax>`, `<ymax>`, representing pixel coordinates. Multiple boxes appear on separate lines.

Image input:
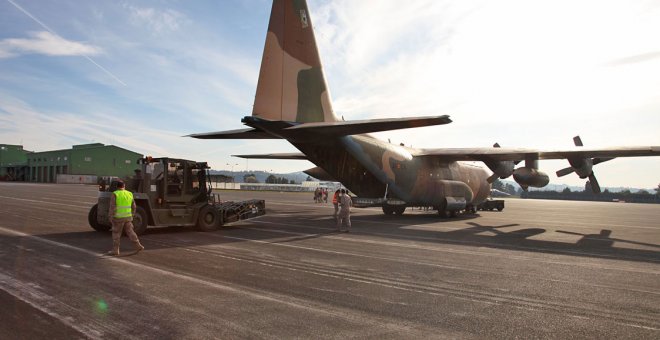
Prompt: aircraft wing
<box><xmin>283</xmin><ymin>115</ymin><xmax>452</xmax><ymax>136</ymax></box>
<box><xmin>414</xmin><ymin>146</ymin><xmax>660</xmax><ymax>161</ymax></box>
<box><xmin>232</xmin><ymin>152</ymin><xmax>308</xmax><ymax>160</ymax></box>
<box><xmin>187</xmin><ymin>127</ymin><xmax>279</xmax><ymax>139</ymax></box>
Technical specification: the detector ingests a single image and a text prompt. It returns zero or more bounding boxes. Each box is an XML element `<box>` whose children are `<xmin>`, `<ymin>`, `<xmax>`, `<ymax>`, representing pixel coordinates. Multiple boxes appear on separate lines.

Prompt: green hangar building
<box><xmin>0</xmin><ymin>143</ymin><xmax>143</xmax><ymax>183</ymax></box>
<box><xmin>0</xmin><ymin>144</ymin><xmax>29</xmax><ymax>181</ymax></box>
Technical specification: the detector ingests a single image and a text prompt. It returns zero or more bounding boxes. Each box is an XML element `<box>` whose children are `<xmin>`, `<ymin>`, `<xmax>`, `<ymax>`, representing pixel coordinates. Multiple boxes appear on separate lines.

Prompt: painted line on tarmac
<box><xmin>267</xmin><ymin>200</ymin><xmax>660</xmax><ymax>231</ymax></box>
<box><xmin>267</xmin><ymin>200</ymin><xmax>660</xmax><ymax>232</ymax></box>
<box><xmin>483</xmin><ymin>214</ymin><xmax>659</xmax><ymax>231</ymax></box>
<box><xmin>0</xmin><ymin>195</ymin><xmax>90</xmax><ymax>209</ymax></box>
<box><xmin>0</xmin><ymin>272</ymin><xmax>115</xmax><ymax>340</ymax></box>
<box><xmin>147</xmin><ymin>233</ymin><xmax>660</xmax><ymax>331</ymax></box>
<box><xmin>0</xmin><ymin>273</ymin><xmax>103</xmax><ymax>339</ymax></box>
<box><xmin>2</xmin><ymin>225</ymin><xmax>657</xmax><ymax>332</ymax></box>
<box><xmin>223</xmin><ymin>226</ymin><xmax>660</xmax><ymax>295</ymax></box>
<box><xmin>249</xmin><ymin>219</ymin><xmax>660</xmax><ymax>274</ymax></box>
<box><xmin>40</xmin><ymin>196</ymin><xmax>97</xmax><ymax>205</ymax></box>
<box><xmin>0</xmin><ymin>226</ymin><xmax>435</xmax><ymax>336</ymax></box>
<box><xmin>47</xmin><ymin>192</ymin><xmax>99</xmax><ymax>199</ymax></box>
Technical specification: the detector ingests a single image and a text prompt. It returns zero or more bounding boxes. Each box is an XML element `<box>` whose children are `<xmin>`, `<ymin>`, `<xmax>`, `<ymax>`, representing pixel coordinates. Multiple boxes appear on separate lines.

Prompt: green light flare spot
<box><xmin>96</xmin><ymin>299</ymin><xmax>108</xmax><ymax>312</ymax></box>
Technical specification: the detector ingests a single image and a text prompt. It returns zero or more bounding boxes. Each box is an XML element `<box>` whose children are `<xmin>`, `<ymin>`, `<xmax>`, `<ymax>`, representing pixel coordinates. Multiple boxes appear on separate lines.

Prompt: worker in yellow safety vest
<box><xmin>106</xmin><ymin>181</ymin><xmax>145</xmax><ymax>256</ymax></box>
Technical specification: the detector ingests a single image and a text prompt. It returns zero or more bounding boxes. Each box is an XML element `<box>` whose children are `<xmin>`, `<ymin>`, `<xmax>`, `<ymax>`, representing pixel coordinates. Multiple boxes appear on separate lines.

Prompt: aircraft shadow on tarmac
<box><xmin>256</xmin><ymin>211</ymin><xmax>660</xmax><ymax>264</ymax></box>
<box><xmin>15</xmin><ymin>213</ymin><xmax>659</xmax><ymax>265</ymax></box>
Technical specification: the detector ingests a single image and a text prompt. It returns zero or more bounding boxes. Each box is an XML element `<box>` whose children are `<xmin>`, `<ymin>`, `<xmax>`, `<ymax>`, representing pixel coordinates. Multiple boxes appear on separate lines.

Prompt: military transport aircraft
<box><xmin>189</xmin><ymin>0</ymin><xmax>659</xmax><ymax>216</ymax></box>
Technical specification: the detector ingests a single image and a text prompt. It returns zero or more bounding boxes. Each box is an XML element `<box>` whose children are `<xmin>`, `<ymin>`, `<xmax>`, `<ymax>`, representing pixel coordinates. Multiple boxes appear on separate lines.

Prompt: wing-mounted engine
<box><xmin>512</xmin><ymin>158</ymin><xmax>549</xmax><ymax>191</ymax></box>
<box><xmin>555</xmin><ymin>136</ymin><xmax>613</xmax><ymax>193</ymax></box>
<box><xmin>484</xmin><ymin>143</ymin><xmax>519</xmax><ymax>183</ymax></box>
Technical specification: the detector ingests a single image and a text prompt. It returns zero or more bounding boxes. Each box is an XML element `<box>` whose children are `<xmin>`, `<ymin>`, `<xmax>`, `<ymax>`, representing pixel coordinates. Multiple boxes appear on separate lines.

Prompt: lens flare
<box><xmin>96</xmin><ymin>299</ymin><xmax>108</xmax><ymax>313</ymax></box>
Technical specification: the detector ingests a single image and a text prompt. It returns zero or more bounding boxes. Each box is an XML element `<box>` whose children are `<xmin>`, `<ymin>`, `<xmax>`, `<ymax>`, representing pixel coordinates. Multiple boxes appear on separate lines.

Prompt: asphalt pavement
<box><xmin>0</xmin><ymin>183</ymin><xmax>658</xmax><ymax>339</ymax></box>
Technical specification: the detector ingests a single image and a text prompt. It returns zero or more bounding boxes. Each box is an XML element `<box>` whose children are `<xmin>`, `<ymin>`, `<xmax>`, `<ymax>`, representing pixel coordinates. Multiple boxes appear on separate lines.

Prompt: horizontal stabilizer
<box><xmin>187</xmin><ymin>128</ymin><xmax>279</xmax><ymax>139</ymax></box>
<box><xmin>303</xmin><ymin>167</ymin><xmax>336</xmax><ymax>181</ymax></box>
<box><xmin>233</xmin><ymin>152</ymin><xmax>308</xmax><ymax>160</ymax></box>
<box><xmin>284</xmin><ymin>115</ymin><xmax>452</xmax><ymax>136</ymax></box>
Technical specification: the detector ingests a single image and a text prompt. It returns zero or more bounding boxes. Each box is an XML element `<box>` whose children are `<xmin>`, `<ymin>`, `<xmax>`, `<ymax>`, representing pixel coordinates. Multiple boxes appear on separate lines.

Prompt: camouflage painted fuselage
<box><xmin>293</xmin><ymin>135</ymin><xmax>491</xmax><ymax>206</ymax></box>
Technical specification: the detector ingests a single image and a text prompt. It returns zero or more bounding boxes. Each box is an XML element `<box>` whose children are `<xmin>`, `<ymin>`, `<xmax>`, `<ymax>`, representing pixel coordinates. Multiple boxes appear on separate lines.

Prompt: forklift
<box><xmin>88</xmin><ymin>157</ymin><xmax>265</xmax><ymax>235</ymax></box>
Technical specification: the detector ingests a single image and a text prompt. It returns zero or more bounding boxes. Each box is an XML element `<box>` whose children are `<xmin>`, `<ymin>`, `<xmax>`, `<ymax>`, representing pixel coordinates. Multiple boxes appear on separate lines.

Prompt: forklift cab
<box><xmin>98</xmin><ymin>176</ymin><xmax>120</xmax><ymax>192</ymax></box>
<box><xmin>141</xmin><ymin>158</ymin><xmax>210</xmax><ymax>206</ymax></box>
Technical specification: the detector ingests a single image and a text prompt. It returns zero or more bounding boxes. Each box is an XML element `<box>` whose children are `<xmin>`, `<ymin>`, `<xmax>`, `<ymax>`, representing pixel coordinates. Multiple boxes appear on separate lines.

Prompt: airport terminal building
<box><xmin>0</xmin><ymin>143</ymin><xmax>142</xmax><ymax>183</ymax></box>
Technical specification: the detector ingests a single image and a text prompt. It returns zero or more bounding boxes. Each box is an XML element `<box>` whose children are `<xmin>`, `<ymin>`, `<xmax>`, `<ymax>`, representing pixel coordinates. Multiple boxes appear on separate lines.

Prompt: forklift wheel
<box><xmin>88</xmin><ymin>204</ymin><xmax>111</xmax><ymax>232</ymax></box>
<box><xmin>196</xmin><ymin>205</ymin><xmax>219</xmax><ymax>231</ymax></box>
<box><xmin>131</xmin><ymin>206</ymin><xmax>148</xmax><ymax>236</ymax></box>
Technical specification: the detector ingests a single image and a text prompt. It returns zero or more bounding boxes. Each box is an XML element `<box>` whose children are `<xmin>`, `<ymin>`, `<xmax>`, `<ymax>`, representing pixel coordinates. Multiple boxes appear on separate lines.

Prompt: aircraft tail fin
<box><xmin>252</xmin><ymin>0</ymin><xmax>338</xmax><ymax>123</ymax></box>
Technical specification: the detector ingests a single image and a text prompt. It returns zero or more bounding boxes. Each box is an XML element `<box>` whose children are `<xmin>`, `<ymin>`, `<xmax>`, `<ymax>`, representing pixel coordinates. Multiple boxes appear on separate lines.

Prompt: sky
<box><xmin>1</xmin><ymin>0</ymin><xmax>659</xmax><ymax>189</ymax></box>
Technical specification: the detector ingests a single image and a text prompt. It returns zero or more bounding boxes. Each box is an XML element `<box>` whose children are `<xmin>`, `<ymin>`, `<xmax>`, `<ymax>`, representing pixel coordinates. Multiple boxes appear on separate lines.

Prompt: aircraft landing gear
<box><xmin>436</xmin><ymin>199</ymin><xmax>451</xmax><ymax>218</ymax></box>
<box><xmin>382</xmin><ymin>205</ymin><xmax>406</xmax><ymax>215</ymax></box>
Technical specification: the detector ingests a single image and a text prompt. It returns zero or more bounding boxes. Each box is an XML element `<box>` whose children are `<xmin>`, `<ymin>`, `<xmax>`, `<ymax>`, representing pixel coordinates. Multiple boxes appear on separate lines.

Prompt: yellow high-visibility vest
<box><xmin>113</xmin><ymin>190</ymin><xmax>133</xmax><ymax>218</ymax></box>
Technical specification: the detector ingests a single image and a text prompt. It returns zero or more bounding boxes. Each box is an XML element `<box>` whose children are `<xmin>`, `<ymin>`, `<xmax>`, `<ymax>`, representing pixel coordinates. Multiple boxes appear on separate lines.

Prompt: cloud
<box><xmin>0</xmin><ymin>31</ymin><xmax>102</xmax><ymax>59</ymax></box>
<box><xmin>0</xmin><ymin>92</ymin><xmax>308</xmax><ymax>174</ymax></box>
<box><xmin>125</xmin><ymin>5</ymin><xmax>187</xmax><ymax>34</ymax></box>
<box><xmin>0</xmin><ymin>94</ymin><xmax>172</xmax><ymax>156</ymax></box>
<box><xmin>304</xmin><ymin>0</ymin><xmax>660</xmax><ymax>188</ymax></box>
<box><xmin>607</xmin><ymin>51</ymin><xmax>660</xmax><ymax>66</ymax></box>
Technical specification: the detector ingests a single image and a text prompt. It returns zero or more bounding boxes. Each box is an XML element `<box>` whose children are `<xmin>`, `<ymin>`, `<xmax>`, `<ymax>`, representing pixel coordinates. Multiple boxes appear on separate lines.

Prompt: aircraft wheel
<box><xmin>393</xmin><ymin>206</ymin><xmax>406</xmax><ymax>215</ymax></box>
<box><xmin>88</xmin><ymin>204</ymin><xmax>111</xmax><ymax>232</ymax></box>
<box><xmin>382</xmin><ymin>205</ymin><xmax>394</xmax><ymax>215</ymax></box>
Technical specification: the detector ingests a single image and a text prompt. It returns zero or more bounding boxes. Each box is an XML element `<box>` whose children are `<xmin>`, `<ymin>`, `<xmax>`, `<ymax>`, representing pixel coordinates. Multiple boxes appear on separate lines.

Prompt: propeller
<box><xmin>555</xmin><ymin>136</ymin><xmax>614</xmax><ymax>194</ymax></box>
<box><xmin>486</xmin><ymin>142</ymin><xmax>501</xmax><ymax>183</ymax></box>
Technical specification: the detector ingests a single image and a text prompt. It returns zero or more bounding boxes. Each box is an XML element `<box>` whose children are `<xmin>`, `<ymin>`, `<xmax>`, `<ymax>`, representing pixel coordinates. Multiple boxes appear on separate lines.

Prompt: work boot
<box><xmin>134</xmin><ymin>241</ymin><xmax>145</xmax><ymax>253</ymax></box>
<box><xmin>106</xmin><ymin>241</ymin><xmax>120</xmax><ymax>256</ymax></box>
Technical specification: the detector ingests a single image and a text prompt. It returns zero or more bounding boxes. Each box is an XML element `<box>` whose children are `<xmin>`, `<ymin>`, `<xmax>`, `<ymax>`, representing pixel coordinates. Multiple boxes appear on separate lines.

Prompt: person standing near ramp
<box><xmin>106</xmin><ymin>181</ymin><xmax>145</xmax><ymax>256</ymax></box>
<box><xmin>332</xmin><ymin>189</ymin><xmax>340</xmax><ymax>222</ymax></box>
<box><xmin>336</xmin><ymin>189</ymin><xmax>353</xmax><ymax>232</ymax></box>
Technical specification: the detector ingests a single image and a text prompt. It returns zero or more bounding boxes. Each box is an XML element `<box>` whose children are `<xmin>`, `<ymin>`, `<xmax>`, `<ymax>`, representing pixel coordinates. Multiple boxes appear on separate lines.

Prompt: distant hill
<box><xmin>209</xmin><ymin>170</ymin><xmax>309</xmax><ymax>184</ymax></box>
<box><xmin>500</xmin><ymin>179</ymin><xmax>655</xmax><ymax>194</ymax></box>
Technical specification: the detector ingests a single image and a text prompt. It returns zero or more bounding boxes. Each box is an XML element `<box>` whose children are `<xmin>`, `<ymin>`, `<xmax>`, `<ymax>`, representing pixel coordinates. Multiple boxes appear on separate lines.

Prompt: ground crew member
<box><xmin>332</xmin><ymin>189</ymin><xmax>340</xmax><ymax>221</ymax></box>
<box><xmin>106</xmin><ymin>181</ymin><xmax>145</xmax><ymax>256</ymax></box>
<box><xmin>336</xmin><ymin>189</ymin><xmax>353</xmax><ymax>232</ymax></box>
